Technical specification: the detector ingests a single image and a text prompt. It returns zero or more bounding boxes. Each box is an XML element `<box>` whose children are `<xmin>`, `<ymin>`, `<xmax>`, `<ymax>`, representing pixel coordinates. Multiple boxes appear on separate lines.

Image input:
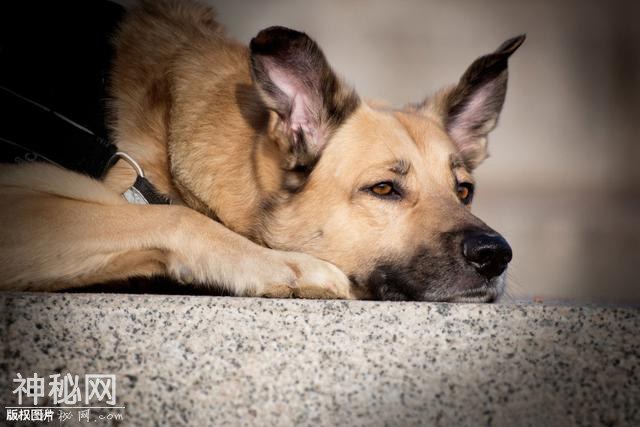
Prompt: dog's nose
<box><xmin>462</xmin><ymin>232</ymin><xmax>512</xmax><ymax>280</ymax></box>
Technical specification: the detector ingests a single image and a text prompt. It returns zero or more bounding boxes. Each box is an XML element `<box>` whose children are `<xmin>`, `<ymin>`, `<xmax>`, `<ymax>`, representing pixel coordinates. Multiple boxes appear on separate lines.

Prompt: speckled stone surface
<box><xmin>1</xmin><ymin>293</ymin><xmax>639</xmax><ymax>426</ymax></box>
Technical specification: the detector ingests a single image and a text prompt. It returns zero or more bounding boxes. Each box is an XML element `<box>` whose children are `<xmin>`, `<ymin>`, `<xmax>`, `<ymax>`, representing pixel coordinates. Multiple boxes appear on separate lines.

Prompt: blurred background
<box><xmin>118</xmin><ymin>0</ymin><xmax>640</xmax><ymax>302</ymax></box>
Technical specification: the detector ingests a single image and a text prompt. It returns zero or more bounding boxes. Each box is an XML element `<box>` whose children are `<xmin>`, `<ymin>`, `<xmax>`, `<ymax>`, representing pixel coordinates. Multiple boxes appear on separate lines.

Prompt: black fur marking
<box><xmin>366</xmin><ymin>232</ymin><xmax>464</xmax><ymax>301</ymax></box>
<box><xmin>364</xmin><ymin>229</ymin><xmax>506</xmax><ymax>301</ymax></box>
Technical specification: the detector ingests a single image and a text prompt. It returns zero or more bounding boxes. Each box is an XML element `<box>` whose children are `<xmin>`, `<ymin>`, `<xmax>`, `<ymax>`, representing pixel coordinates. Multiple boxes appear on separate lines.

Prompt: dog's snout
<box><xmin>462</xmin><ymin>232</ymin><xmax>512</xmax><ymax>279</ymax></box>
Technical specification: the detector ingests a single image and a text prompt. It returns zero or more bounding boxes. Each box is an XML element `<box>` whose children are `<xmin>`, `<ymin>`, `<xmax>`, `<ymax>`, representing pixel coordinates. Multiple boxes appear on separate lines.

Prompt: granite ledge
<box><xmin>1</xmin><ymin>292</ymin><xmax>638</xmax><ymax>426</ymax></box>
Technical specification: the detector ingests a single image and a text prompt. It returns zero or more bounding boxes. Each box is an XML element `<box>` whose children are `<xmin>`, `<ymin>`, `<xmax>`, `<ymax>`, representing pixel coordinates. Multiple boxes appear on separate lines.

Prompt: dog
<box><xmin>0</xmin><ymin>0</ymin><xmax>522</xmax><ymax>301</ymax></box>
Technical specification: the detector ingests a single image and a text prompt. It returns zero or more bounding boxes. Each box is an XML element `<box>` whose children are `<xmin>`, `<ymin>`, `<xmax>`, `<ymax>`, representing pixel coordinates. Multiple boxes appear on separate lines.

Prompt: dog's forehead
<box><xmin>392</xmin><ymin>109</ymin><xmax>455</xmax><ymax>161</ymax></box>
<box><xmin>325</xmin><ymin>104</ymin><xmax>456</xmax><ymax>177</ymax></box>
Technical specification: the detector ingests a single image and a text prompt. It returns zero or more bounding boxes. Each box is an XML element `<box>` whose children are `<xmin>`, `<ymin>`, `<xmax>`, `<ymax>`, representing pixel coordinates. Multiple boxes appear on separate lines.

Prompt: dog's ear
<box><xmin>250</xmin><ymin>26</ymin><xmax>359</xmax><ymax>168</ymax></box>
<box><xmin>425</xmin><ymin>35</ymin><xmax>525</xmax><ymax>169</ymax></box>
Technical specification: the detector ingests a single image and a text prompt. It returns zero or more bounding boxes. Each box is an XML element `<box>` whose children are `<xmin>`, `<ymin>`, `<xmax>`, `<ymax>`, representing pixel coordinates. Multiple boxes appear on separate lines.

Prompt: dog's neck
<box><xmin>105</xmin><ymin>43</ymin><xmax>292</xmax><ymax>244</ymax></box>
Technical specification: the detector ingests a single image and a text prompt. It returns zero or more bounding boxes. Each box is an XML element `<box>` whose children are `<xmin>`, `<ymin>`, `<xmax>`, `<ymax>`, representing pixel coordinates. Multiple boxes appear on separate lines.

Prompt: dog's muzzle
<box><xmin>361</xmin><ymin>228</ymin><xmax>513</xmax><ymax>302</ymax></box>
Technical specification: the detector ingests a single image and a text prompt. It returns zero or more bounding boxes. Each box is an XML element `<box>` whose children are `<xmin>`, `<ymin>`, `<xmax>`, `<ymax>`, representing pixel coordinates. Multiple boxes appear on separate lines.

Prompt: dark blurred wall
<box><xmin>116</xmin><ymin>0</ymin><xmax>640</xmax><ymax>302</ymax></box>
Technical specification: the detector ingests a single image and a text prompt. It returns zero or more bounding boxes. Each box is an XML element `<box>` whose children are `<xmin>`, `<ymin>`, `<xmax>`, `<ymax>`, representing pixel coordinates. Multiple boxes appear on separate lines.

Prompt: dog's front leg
<box><xmin>0</xmin><ymin>184</ymin><xmax>352</xmax><ymax>298</ymax></box>
<box><xmin>164</xmin><ymin>205</ymin><xmax>353</xmax><ymax>299</ymax></box>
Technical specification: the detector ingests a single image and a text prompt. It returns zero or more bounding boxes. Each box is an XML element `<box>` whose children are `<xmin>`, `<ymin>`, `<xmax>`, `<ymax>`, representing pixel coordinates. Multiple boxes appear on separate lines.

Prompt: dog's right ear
<box><xmin>422</xmin><ymin>35</ymin><xmax>525</xmax><ymax>170</ymax></box>
<box><xmin>250</xmin><ymin>26</ymin><xmax>359</xmax><ymax>169</ymax></box>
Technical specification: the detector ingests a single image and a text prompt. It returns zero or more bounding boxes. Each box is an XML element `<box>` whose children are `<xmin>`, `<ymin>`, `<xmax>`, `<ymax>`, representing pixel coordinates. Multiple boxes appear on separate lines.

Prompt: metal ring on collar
<box><xmin>110</xmin><ymin>151</ymin><xmax>145</xmax><ymax>177</ymax></box>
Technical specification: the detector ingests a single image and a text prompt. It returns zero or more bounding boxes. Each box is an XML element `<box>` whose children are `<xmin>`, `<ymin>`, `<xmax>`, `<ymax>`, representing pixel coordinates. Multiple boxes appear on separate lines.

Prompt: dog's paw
<box><xmin>258</xmin><ymin>251</ymin><xmax>354</xmax><ymax>300</ymax></box>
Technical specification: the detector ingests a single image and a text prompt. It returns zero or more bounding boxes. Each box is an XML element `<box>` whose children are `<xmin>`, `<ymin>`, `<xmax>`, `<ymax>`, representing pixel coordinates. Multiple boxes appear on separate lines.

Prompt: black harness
<box><xmin>0</xmin><ymin>0</ymin><xmax>169</xmax><ymax>204</ymax></box>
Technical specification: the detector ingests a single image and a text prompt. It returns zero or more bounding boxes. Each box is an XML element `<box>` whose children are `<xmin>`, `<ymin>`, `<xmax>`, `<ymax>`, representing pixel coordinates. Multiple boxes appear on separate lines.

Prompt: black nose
<box><xmin>462</xmin><ymin>232</ymin><xmax>512</xmax><ymax>280</ymax></box>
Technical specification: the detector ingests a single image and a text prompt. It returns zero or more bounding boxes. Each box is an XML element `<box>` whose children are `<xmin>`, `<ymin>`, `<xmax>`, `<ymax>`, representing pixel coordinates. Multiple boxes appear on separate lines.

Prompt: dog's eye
<box><xmin>368</xmin><ymin>181</ymin><xmax>401</xmax><ymax>199</ymax></box>
<box><xmin>372</xmin><ymin>182</ymin><xmax>394</xmax><ymax>196</ymax></box>
<box><xmin>457</xmin><ymin>182</ymin><xmax>474</xmax><ymax>205</ymax></box>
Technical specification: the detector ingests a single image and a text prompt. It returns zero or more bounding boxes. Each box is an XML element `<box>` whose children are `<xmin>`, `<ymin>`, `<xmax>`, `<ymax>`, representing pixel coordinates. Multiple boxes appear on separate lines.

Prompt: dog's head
<box><xmin>250</xmin><ymin>27</ymin><xmax>523</xmax><ymax>302</ymax></box>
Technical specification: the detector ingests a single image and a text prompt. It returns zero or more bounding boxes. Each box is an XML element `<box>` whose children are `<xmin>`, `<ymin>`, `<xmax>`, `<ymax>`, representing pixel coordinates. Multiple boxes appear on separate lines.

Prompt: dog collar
<box><xmin>1</xmin><ymin>86</ymin><xmax>169</xmax><ymax>206</ymax></box>
<box><xmin>110</xmin><ymin>152</ymin><xmax>171</xmax><ymax>205</ymax></box>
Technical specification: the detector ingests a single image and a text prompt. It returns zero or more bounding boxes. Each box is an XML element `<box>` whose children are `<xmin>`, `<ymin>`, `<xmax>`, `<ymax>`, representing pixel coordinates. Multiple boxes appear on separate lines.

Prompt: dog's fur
<box><xmin>0</xmin><ymin>0</ymin><xmax>523</xmax><ymax>301</ymax></box>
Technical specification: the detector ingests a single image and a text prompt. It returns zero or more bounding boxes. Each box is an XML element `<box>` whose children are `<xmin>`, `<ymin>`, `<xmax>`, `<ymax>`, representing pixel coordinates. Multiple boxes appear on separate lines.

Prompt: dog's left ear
<box><xmin>424</xmin><ymin>35</ymin><xmax>525</xmax><ymax>169</ymax></box>
<box><xmin>250</xmin><ymin>26</ymin><xmax>359</xmax><ymax>168</ymax></box>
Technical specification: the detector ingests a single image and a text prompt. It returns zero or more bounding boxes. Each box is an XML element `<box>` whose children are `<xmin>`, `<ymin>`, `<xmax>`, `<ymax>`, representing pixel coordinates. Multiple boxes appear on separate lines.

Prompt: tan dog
<box><xmin>0</xmin><ymin>0</ymin><xmax>523</xmax><ymax>301</ymax></box>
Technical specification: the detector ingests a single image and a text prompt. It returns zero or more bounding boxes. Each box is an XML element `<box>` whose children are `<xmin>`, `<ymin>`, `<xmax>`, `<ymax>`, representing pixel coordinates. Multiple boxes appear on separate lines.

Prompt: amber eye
<box><xmin>457</xmin><ymin>183</ymin><xmax>474</xmax><ymax>205</ymax></box>
<box><xmin>371</xmin><ymin>182</ymin><xmax>394</xmax><ymax>196</ymax></box>
<box><xmin>365</xmin><ymin>181</ymin><xmax>402</xmax><ymax>200</ymax></box>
